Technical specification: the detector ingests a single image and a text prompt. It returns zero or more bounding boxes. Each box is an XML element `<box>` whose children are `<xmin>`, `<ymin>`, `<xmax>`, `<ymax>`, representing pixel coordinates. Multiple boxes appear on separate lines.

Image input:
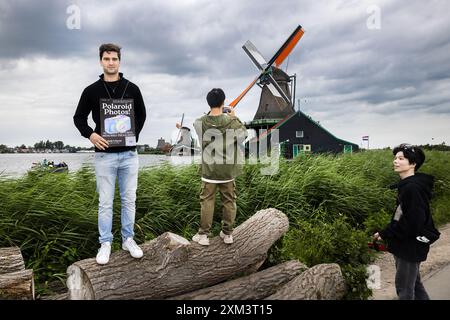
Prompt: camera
<box><xmin>223</xmin><ymin>107</ymin><xmax>232</xmax><ymax>113</ymax></box>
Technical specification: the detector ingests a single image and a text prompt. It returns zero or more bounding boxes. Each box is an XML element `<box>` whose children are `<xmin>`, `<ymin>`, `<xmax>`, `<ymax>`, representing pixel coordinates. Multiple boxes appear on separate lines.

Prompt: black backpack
<box><xmin>418</xmin><ymin>211</ymin><xmax>440</xmax><ymax>244</ymax></box>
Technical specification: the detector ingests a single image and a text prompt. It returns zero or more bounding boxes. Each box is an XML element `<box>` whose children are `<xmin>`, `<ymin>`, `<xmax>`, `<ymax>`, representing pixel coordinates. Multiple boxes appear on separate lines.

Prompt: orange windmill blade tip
<box><xmin>267</xmin><ymin>25</ymin><xmax>304</xmax><ymax>66</ymax></box>
<box><xmin>274</xmin><ymin>27</ymin><xmax>305</xmax><ymax>67</ymax></box>
<box><xmin>229</xmin><ymin>76</ymin><xmax>259</xmax><ymax>108</ymax></box>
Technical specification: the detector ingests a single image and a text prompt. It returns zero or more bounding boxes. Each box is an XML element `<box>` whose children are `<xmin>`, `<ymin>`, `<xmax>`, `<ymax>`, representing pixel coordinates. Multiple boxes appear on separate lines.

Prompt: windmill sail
<box><xmin>269</xmin><ymin>25</ymin><xmax>304</xmax><ymax>67</ymax></box>
<box><xmin>242</xmin><ymin>40</ymin><xmax>268</xmax><ymax>71</ymax></box>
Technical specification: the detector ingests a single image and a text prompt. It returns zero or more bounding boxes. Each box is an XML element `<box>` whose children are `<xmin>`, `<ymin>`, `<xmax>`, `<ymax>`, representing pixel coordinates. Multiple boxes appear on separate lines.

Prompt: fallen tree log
<box><xmin>0</xmin><ymin>269</ymin><xmax>35</xmax><ymax>300</ymax></box>
<box><xmin>168</xmin><ymin>260</ymin><xmax>307</xmax><ymax>300</ymax></box>
<box><xmin>0</xmin><ymin>247</ymin><xmax>25</xmax><ymax>274</ymax></box>
<box><xmin>266</xmin><ymin>263</ymin><xmax>347</xmax><ymax>300</ymax></box>
<box><xmin>67</xmin><ymin>208</ymin><xmax>289</xmax><ymax>300</ymax></box>
<box><xmin>40</xmin><ymin>292</ymin><xmax>68</xmax><ymax>300</ymax></box>
<box><xmin>0</xmin><ymin>246</ymin><xmax>35</xmax><ymax>300</ymax></box>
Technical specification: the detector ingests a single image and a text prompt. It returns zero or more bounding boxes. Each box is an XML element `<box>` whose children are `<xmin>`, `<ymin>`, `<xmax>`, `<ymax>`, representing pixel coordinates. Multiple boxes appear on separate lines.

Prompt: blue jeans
<box><xmin>94</xmin><ymin>150</ymin><xmax>139</xmax><ymax>244</ymax></box>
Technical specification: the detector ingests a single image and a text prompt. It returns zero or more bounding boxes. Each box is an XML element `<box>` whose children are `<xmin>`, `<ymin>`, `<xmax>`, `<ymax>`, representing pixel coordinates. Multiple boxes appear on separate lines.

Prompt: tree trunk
<box><xmin>67</xmin><ymin>208</ymin><xmax>289</xmax><ymax>300</ymax></box>
<box><xmin>0</xmin><ymin>247</ymin><xmax>25</xmax><ymax>274</ymax></box>
<box><xmin>0</xmin><ymin>269</ymin><xmax>35</xmax><ymax>300</ymax></box>
<box><xmin>40</xmin><ymin>292</ymin><xmax>68</xmax><ymax>300</ymax></box>
<box><xmin>266</xmin><ymin>263</ymin><xmax>347</xmax><ymax>300</ymax></box>
<box><xmin>168</xmin><ymin>260</ymin><xmax>307</xmax><ymax>300</ymax></box>
<box><xmin>0</xmin><ymin>247</ymin><xmax>34</xmax><ymax>300</ymax></box>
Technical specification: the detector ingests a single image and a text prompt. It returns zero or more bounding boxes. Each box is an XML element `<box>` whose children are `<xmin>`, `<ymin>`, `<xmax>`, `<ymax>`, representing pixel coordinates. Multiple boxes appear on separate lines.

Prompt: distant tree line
<box><xmin>34</xmin><ymin>140</ymin><xmax>66</xmax><ymax>151</ymax></box>
<box><xmin>0</xmin><ymin>144</ymin><xmax>11</xmax><ymax>153</ymax></box>
<box><xmin>0</xmin><ymin>140</ymin><xmax>94</xmax><ymax>153</ymax></box>
<box><xmin>137</xmin><ymin>144</ymin><xmax>165</xmax><ymax>154</ymax></box>
<box><xmin>381</xmin><ymin>142</ymin><xmax>449</xmax><ymax>152</ymax></box>
<box><xmin>0</xmin><ymin>140</ymin><xmax>168</xmax><ymax>154</ymax></box>
<box><xmin>416</xmin><ymin>142</ymin><xmax>450</xmax><ymax>151</ymax></box>
<box><xmin>32</xmin><ymin>140</ymin><xmax>93</xmax><ymax>153</ymax></box>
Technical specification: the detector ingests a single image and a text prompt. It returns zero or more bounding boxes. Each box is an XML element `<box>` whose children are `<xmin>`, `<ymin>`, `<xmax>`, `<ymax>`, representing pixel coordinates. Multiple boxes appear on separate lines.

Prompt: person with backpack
<box><xmin>374</xmin><ymin>143</ymin><xmax>439</xmax><ymax>299</ymax></box>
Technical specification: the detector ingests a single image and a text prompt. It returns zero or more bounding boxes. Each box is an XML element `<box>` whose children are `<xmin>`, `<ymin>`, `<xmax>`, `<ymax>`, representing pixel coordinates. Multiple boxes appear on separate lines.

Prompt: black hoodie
<box><xmin>379</xmin><ymin>172</ymin><xmax>435</xmax><ymax>262</ymax></box>
<box><xmin>73</xmin><ymin>73</ymin><xmax>147</xmax><ymax>153</ymax></box>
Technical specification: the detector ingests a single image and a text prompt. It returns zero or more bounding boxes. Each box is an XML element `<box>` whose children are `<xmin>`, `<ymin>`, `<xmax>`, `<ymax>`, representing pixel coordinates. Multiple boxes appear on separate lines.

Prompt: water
<box><xmin>0</xmin><ymin>153</ymin><xmax>170</xmax><ymax>178</ymax></box>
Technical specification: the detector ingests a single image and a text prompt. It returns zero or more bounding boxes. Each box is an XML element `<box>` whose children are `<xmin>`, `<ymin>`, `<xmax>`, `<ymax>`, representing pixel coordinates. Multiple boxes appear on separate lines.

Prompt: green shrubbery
<box><xmin>275</xmin><ymin>216</ymin><xmax>373</xmax><ymax>299</ymax></box>
<box><xmin>1</xmin><ymin>150</ymin><xmax>449</xmax><ymax>298</ymax></box>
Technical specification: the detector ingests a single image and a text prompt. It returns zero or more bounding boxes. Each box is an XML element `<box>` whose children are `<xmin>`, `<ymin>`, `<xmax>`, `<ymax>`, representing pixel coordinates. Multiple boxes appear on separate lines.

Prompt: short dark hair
<box><xmin>99</xmin><ymin>43</ymin><xmax>121</xmax><ymax>60</ymax></box>
<box><xmin>393</xmin><ymin>143</ymin><xmax>425</xmax><ymax>171</ymax></box>
<box><xmin>206</xmin><ymin>88</ymin><xmax>225</xmax><ymax>108</ymax></box>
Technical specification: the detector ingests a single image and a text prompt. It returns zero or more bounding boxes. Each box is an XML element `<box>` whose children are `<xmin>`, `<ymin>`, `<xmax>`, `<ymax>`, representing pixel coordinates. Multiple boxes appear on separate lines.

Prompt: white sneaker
<box><xmin>220</xmin><ymin>231</ymin><xmax>233</xmax><ymax>244</ymax></box>
<box><xmin>96</xmin><ymin>242</ymin><xmax>111</xmax><ymax>265</ymax></box>
<box><xmin>122</xmin><ymin>237</ymin><xmax>143</xmax><ymax>258</ymax></box>
<box><xmin>192</xmin><ymin>233</ymin><xmax>210</xmax><ymax>246</ymax></box>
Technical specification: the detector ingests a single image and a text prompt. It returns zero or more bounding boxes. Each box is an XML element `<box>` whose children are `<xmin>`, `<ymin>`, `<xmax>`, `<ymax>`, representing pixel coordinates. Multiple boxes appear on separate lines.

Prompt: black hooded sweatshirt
<box><xmin>379</xmin><ymin>172</ymin><xmax>435</xmax><ymax>262</ymax></box>
<box><xmin>73</xmin><ymin>73</ymin><xmax>147</xmax><ymax>153</ymax></box>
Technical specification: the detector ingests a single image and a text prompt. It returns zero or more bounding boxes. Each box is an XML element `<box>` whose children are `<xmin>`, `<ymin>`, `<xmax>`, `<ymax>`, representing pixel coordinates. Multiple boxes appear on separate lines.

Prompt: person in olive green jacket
<box><xmin>192</xmin><ymin>88</ymin><xmax>247</xmax><ymax>246</ymax></box>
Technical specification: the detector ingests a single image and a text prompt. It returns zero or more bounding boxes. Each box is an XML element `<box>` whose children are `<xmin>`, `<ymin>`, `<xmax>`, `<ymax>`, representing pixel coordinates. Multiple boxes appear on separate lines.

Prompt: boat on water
<box><xmin>30</xmin><ymin>159</ymin><xmax>68</xmax><ymax>173</ymax></box>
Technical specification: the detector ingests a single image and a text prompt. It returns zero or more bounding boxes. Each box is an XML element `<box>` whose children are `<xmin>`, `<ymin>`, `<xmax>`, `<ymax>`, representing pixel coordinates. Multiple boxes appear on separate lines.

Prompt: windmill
<box><xmin>170</xmin><ymin>113</ymin><xmax>199</xmax><ymax>156</ymax></box>
<box><xmin>228</xmin><ymin>25</ymin><xmax>304</xmax><ymax>141</ymax></box>
<box><xmin>229</xmin><ymin>25</ymin><xmax>304</xmax><ymax>110</ymax></box>
<box><xmin>228</xmin><ymin>25</ymin><xmax>359</xmax><ymax>156</ymax></box>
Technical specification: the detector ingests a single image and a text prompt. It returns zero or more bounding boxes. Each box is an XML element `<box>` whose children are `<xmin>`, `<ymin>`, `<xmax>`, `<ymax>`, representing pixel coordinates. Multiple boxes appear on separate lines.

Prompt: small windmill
<box><xmin>170</xmin><ymin>113</ymin><xmax>199</xmax><ymax>156</ymax></box>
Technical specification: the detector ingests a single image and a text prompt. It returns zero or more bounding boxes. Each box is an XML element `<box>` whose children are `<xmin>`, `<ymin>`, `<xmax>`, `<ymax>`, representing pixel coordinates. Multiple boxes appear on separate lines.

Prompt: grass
<box><xmin>1</xmin><ymin>150</ymin><xmax>449</xmax><ymax>298</ymax></box>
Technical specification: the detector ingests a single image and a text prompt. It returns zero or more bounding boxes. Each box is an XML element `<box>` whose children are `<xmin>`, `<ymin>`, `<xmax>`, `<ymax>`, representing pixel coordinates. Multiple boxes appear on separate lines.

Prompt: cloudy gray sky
<box><xmin>1</xmin><ymin>0</ymin><xmax>449</xmax><ymax>149</ymax></box>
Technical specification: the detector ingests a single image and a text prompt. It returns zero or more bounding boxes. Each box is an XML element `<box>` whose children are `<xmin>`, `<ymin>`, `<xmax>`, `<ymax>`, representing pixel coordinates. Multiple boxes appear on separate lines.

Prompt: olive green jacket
<box><xmin>194</xmin><ymin>113</ymin><xmax>247</xmax><ymax>180</ymax></box>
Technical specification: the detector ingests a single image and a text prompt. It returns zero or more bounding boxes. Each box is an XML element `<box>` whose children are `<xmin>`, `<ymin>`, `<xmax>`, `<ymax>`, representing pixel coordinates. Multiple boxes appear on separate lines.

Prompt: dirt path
<box><xmin>371</xmin><ymin>222</ymin><xmax>450</xmax><ymax>300</ymax></box>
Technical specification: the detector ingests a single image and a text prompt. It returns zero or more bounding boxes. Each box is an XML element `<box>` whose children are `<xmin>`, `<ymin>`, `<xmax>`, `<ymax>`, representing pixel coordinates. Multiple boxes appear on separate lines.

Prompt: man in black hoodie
<box><xmin>73</xmin><ymin>43</ymin><xmax>146</xmax><ymax>265</ymax></box>
<box><xmin>373</xmin><ymin>144</ymin><xmax>435</xmax><ymax>300</ymax></box>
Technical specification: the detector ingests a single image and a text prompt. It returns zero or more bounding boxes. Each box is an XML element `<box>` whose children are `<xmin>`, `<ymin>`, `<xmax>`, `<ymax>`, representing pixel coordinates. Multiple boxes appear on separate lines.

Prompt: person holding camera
<box><xmin>191</xmin><ymin>88</ymin><xmax>247</xmax><ymax>246</ymax></box>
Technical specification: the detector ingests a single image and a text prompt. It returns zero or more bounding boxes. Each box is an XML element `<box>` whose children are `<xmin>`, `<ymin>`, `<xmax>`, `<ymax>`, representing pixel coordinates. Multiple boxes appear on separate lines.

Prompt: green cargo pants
<box><xmin>198</xmin><ymin>180</ymin><xmax>236</xmax><ymax>235</ymax></box>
